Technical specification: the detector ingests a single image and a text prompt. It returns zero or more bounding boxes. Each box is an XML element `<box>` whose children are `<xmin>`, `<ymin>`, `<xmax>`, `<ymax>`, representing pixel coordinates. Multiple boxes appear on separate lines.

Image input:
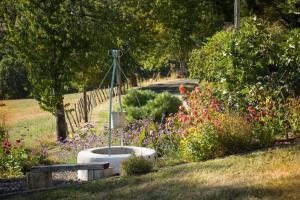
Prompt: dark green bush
<box><xmin>121</xmin><ymin>155</ymin><xmax>153</xmax><ymax>176</ymax></box>
<box><xmin>146</xmin><ymin>92</ymin><xmax>182</xmax><ymax>122</ymax></box>
<box><xmin>123</xmin><ymin>90</ymin><xmax>181</xmax><ymax>122</ymax></box>
<box><xmin>122</xmin><ymin>89</ymin><xmax>156</xmax><ymax>107</ymax></box>
<box><xmin>189</xmin><ymin>17</ymin><xmax>300</xmax><ymax>100</ymax></box>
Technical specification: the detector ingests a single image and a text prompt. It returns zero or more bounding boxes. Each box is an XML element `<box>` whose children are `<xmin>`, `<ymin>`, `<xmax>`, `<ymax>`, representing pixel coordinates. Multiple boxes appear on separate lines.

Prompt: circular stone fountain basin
<box><xmin>77</xmin><ymin>146</ymin><xmax>156</xmax><ymax>179</ymax></box>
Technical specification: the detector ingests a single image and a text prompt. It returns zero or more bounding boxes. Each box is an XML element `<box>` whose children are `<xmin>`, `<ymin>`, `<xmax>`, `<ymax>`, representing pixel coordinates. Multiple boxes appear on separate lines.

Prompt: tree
<box><xmin>116</xmin><ymin>0</ymin><xmax>226</xmax><ymax>70</ymax></box>
<box><xmin>3</xmin><ymin>0</ymin><xmax>106</xmax><ymax>141</ymax></box>
<box><xmin>0</xmin><ymin>57</ymin><xmax>32</xmax><ymax>99</ymax></box>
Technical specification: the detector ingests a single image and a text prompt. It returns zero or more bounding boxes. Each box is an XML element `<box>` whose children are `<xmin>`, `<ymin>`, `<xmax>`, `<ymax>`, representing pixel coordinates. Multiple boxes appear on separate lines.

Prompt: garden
<box><xmin>0</xmin><ymin>0</ymin><xmax>300</xmax><ymax>199</ymax></box>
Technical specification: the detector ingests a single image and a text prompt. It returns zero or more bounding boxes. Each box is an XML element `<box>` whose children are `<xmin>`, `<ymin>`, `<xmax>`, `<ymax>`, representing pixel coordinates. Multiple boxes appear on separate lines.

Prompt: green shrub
<box><xmin>146</xmin><ymin>92</ymin><xmax>182</xmax><ymax>122</ymax></box>
<box><xmin>189</xmin><ymin>17</ymin><xmax>300</xmax><ymax>101</ymax></box>
<box><xmin>123</xmin><ymin>90</ymin><xmax>181</xmax><ymax>122</ymax></box>
<box><xmin>180</xmin><ymin>124</ymin><xmax>220</xmax><ymax>161</ymax></box>
<box><xmin>123</xmin><ymin>89</ymin><xmax>156</xmax><ymax>107</ymax></box>
<box><xmin>121</xmin><ymin>155</ymin><xmax>153</xmax><ymax>176</ymax></box>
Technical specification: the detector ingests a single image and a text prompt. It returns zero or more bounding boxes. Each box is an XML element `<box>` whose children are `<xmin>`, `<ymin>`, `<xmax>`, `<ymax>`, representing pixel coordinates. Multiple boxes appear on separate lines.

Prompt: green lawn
<box><xmin>2</xmin><ymin>91</ymin><xmax>110</xmax><ymax>147</ymax></box>
<box><xmin>6</xmin><ymin>144</ymin><xmax>300</xmax><ymax>200</ymax></box>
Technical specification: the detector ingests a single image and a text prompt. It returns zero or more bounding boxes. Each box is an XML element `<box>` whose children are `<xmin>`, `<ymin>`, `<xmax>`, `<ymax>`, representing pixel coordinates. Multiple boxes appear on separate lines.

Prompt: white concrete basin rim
<box><xmin>79</xmin><ymin>146</ymin><xmax>156</xmax><ymax>157</ymax></box>
<box><xmin>77</xmin><ymin>146</ymin><xmax>156</xmax><ymax>179</ymax></box>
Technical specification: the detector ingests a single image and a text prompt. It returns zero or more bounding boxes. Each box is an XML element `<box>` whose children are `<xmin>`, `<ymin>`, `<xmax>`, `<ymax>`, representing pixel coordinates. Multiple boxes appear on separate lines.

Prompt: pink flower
<box><xmin>2</xmin><ymin>139</ymin><xmax>10</xmax><ymax>148</ymax></box>
<box><xmin>211</xmin><ymin>98</ymin><xmax>220</xmax><ymax>111</ymax></box>
<box><xmin>214</xmin><ymin>120</ymin><xmax>221</xmax><ymax>126</ymax></box>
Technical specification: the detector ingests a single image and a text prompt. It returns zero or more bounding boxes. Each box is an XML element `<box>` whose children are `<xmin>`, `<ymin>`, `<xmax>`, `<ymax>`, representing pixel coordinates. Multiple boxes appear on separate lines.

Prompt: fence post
<box><xmin>74</xmin><ymin>104</ymin><xmax>80</xmax><ymax>125</ymax></box>
<box><xmin>65</xmin><ymin>111</ymin><xmax>75</xmax><ymax>133</ymax></box>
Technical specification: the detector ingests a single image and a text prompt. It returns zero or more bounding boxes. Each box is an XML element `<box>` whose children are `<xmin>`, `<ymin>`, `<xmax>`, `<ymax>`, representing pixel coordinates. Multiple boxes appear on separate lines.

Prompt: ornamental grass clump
<box><xmin>120</xmin><ymin>155</ymin><xmax>153</xmax><ymax>176</ymax></box>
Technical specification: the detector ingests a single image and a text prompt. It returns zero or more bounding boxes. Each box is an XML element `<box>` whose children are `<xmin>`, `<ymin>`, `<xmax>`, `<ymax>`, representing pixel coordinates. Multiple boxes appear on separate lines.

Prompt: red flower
<box><xmin>247</xmin><ymin>106</ymin><xmax>256</xmax><ymax>114</ymax></box>
<box><xmin>207</xmin><ymin>114</ymin><xmax>212</xmax><ymax>121</ymax></box>
<box><xmin>179</xmin><ymin>84</ymin><xmax>186</xmax><ymax>94</ymax></box>
<box><xmin>191</xmin><ymin>110</ymin><xmax>198</xmax><ymax>117</ymax></box>
<box><xmin>5</xmin><ymin>149</ymin><xmax>10</xmax><ymax>154</ymax></box>
<box><xmin>2</xmin><ymin>139</ymin><xmax>10</xmax><ymax>148</ymax></box>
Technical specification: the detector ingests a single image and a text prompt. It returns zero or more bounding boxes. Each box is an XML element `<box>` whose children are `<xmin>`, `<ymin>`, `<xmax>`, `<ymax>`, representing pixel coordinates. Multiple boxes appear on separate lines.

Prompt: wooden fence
<box><xmin>64</xmin><ymin>72</ymin><xmax>169</xmax><ymax>132</ymax></box>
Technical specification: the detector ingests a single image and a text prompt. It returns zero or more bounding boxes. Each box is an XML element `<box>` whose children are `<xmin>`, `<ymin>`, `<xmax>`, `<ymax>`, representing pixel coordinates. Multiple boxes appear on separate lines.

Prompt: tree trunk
<box><xmin>83</xmin><ymin>86</ymin><xmax>88</xmax><ymax>123</ymax></box>
<box><xmin>130</xmin><ymin>72</ymin><xmax>138</xmax><ymax>87</ymax></box>
<box><xmin>56</xmin><ymin>100</ymin><xmax>67</xmax><ymax>141</ymax></box>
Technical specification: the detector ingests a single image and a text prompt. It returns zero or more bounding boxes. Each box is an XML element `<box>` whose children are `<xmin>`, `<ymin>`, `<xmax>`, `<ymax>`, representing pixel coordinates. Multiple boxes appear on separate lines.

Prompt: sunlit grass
<box><xmin>7</xmin><ymin>144</ymin><xmax>300</xmax><ymax>200</ymax></box>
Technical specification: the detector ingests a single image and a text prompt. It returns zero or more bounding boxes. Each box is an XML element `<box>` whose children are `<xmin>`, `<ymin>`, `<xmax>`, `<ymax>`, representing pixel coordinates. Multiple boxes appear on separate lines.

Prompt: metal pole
<box><xmin>117</xmin><ymin>53</ymin><xmax>123</xmax><ymax>111</ymax></box>
<box><xmin>108</xmin><ymin>50</ymin><xmax>118</xmax><ymax>155</ymax></box>
<box><xmin>234</xmin><ymin>0</ymin><xmax>240</xmax><ymax>30</ymax></box>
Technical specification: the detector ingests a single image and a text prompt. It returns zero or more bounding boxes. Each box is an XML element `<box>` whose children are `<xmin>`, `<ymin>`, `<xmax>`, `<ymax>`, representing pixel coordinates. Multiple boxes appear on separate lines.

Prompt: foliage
<box><xmin>120</xmin><ymin>155</ymin><xmax>153</xmax><ymax>176</ymax></box>
<box><xmin>123</xmin><ymin>89</ymin><xmax>156</xmax><ymax>108</ymax></box>
<box><xmin>122</xmin><ymin>90</ymin><xmax>181</xmax><ymax>122</ymax></box>
<box><xmin>0</xmin><ymin>57</ymin><xmax>32</xmax><ymax>99</ymax></box>
<box><xmin>180</xmin><ymin>123</ymin><xmax>220</xmax><ymax>161</ymax></box>
<box><xmin>122</xmin><ymin>85</ymin><xmax>293</xmax><ymax>161</ymax></box>
<box><xmin>217</xmin><ymin>113</ymin><xmax>254</xmax><ymax>154</ymax></box>
<box><xmin>171</xmin><ymin>84</ymin><xmax>285</xmax><ymax>161</ymax></box>
<box><xmin>146</xmin><ymin>92</ymin><xmax>182</xmax><ymax>122</ymax></box>
<box><xmin>57</xmin><ymin>123</ymin><xmax>105</xmax><ymax>163</ymax></box>
<box><xmin>122</xmin><ymin>118</ymin><xmax>180</xmax><ymax>157</ymax></box>
<box><xmin>117</xmin><ymin>0</ymin><xmax>226</xmax><ymax>69</ymax></box>
<box><xmin>243</xmin><ymin>0</ymin><xmax>300</xmax><ymax>28</ymax></box>
<box><xmin>287</xmin><ymin>97</ymin><xmax>300</xmax><ymax>136</ymax></box>
<box><xmin>3</xmin><ymin>0</ymin><xmax>114</xmax><ymax>140</ymax></box>
<box><xmin>0</xmin><ymin>124</ymin><xmax>47</xmax><ymax>178</ymax></box>
<box><xmin>189</xmin><ymin>17</ymin><xmax>300</xmax><ymax>104</ymax></box>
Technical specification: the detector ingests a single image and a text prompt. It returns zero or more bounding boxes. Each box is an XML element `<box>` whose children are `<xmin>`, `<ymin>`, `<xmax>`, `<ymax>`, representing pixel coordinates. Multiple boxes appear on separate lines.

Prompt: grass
<box><xmin>1</xmin><ymin>91</ymin><xmax>109</xmax><ymax>146</ymax></box>
<box><xmin>6</xmin><ymin>144</ymin><xmax>300</xmax><ymax>200</ymax></box>
<box><xmin>1</xmin><ymin>78</ymin><xmax>183</xmax><ymax>148</ymax></box>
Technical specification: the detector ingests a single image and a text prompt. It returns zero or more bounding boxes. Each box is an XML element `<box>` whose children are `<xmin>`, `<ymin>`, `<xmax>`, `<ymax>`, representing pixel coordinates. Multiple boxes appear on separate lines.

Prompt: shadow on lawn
<box><xmin>17</xmin><ymin>168</ymin><xmax>300</xmax><ymax>200</ymax></box>
<box><xmin>23</xmin><ymin>176</ymin><xmax>290</xmax><ymax>200</ymax></box>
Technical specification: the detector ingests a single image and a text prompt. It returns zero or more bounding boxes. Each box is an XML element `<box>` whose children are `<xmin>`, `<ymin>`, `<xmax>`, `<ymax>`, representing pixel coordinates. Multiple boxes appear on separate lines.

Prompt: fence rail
<box><xmin>64</xmin><ymin>73</ymin><xmax>167</xmax><ymax>132</ymax></box>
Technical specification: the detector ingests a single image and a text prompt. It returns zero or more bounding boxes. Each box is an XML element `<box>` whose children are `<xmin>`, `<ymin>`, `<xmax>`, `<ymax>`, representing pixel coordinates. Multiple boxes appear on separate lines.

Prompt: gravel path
<box><xmin>0</xmin><ymin>171</ymin><xmax>80</xmax><ymax>196</ymax></box>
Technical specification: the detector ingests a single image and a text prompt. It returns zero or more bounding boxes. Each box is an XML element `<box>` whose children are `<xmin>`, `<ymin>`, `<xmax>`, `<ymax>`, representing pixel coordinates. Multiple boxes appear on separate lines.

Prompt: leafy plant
<box><xmin>189</xmin><ymin>17</ymin><xmax>300</xmax><ymax>103</ymax></box>
<box><xmin>180</xmin><ymin>123</ymin><xmax>220</xmax><ymax>161</ymax></box>
<box><xmin>146</xmin><ymin>92</ymin><xmax>182</xmax><ymax>122</ymax></box>
<box><xmin>0</xmin><ymin>126</ymin><xmax>48</xmax><ymax>178</ymax></box>
<box><xmin>122</xmin><ymin>89</ymin><xmax>156</xmax><ymax>107</ymax></box>
<box><xmin>122</xmin><ymin>90</ymin><xmax>181</xmax><ymax>122</ymax></box>
<box><xmin>121</xmin><ymin>155</ymin><xmax>153</xmax><ymax>176</ymax></box>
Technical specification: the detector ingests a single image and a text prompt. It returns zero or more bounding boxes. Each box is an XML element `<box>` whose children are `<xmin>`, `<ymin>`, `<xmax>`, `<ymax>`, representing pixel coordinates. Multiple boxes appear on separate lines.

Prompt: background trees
<box><xmin>0</xmin><ymin>57</ymin><xmax>32</xmax><ymax>99</ymax></box>
<box><xmin>1</xmin><ymin>0</ymin><xmax>298</xmax><ymax>141</ymax></box>
<box><xmin>3</xmin><ymin>0</ymin><xmax>114</xmax><ymax>140</ymax></box>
